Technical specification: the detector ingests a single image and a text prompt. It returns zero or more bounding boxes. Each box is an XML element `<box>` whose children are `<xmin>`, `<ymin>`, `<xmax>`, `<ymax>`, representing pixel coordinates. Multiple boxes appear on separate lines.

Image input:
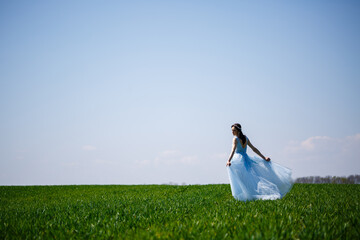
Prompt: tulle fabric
<box><xmin>227</xmin><ymin>137</ymin><xmax>293</xmax><ymax>201</ymax></box>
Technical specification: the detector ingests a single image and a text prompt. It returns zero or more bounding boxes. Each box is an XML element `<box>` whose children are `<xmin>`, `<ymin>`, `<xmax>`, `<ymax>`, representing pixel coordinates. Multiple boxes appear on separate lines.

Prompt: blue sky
<box><xmin>1</xmin><ymin>0</ymin><xmax>359</xmax><ymax>185</ymax></box>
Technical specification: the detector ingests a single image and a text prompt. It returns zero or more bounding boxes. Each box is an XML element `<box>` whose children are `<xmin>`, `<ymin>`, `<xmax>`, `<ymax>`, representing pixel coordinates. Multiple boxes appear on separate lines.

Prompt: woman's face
<box><xmin>231</xmin><ymin>127</ymin><xmax>238</xmax><ymax>136</ymax></box>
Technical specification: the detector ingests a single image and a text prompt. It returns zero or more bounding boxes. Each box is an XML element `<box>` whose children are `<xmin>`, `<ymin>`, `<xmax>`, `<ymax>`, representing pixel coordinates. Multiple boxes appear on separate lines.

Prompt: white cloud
<box><xmin>82</xmin><ymin>145</ymin><xmax>97</xmax><ymax>151</ymax></box>
<box><xmin>281</xmin><ymin>134</ymin><xmax>360</xmax><ymax>178</ymax></box>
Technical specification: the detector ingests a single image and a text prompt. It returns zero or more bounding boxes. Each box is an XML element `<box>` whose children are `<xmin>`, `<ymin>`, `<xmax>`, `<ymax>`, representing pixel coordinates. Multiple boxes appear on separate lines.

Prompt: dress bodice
<box><xmin>235</xmin><ymin>136</ymin><xmax>247</xmax><ymax>154</ymax></box>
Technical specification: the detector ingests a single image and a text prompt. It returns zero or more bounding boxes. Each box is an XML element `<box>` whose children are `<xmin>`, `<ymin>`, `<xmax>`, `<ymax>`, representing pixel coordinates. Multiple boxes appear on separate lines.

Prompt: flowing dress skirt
<box><xmin>227</xmin><ymin>152</ymin><xmax>293</xmax><ymax>201</ymax></box>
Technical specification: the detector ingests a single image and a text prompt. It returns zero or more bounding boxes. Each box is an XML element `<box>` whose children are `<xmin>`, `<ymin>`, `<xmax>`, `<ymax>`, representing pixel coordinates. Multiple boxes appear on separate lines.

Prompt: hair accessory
<box><xmin>232</xmin><ymin>124</ymin><xmax>241</xmax><ymax>131</ymax></box>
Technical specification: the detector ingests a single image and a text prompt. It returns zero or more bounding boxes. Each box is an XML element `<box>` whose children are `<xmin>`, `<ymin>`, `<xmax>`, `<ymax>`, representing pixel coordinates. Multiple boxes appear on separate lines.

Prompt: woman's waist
<box><xmin>232</xmin><ymin>152</ymin><xmax>248</xmax><ymax>160</ymax></box>
<box><xmin>235</xmin><ymin>151</ymin><xmax>248</xmax><ymax>156</ymax></box>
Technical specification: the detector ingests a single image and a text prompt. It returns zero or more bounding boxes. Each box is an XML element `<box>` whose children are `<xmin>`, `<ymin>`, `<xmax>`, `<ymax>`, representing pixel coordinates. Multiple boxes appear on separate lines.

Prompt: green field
<box><xmin>0</xmin><ymin>184</ymin><xmax>359</xmax><ymax>239</ymax></box>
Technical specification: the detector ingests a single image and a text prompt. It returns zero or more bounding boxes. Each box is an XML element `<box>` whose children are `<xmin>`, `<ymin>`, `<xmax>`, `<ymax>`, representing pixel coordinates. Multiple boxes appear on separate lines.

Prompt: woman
<box><xmin>226</xmin><ymin>123</ymin><xmax>293</xmax><ymax>201</ymax></box>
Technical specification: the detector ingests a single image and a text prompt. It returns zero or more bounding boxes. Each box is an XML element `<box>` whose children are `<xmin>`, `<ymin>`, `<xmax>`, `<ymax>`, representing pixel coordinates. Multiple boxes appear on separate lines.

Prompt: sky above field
<box><xmin>1</xmin><ymin>0</ymin><xmax>360</xmax><ymax>185</ymax></box>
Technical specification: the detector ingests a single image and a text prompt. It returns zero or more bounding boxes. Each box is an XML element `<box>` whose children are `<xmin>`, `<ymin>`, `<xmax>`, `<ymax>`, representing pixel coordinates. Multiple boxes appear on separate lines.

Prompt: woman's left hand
<box><xmin>226</xmin><ymin>161</ymin><xmax>231</xmax><ymax>166</ymax></box>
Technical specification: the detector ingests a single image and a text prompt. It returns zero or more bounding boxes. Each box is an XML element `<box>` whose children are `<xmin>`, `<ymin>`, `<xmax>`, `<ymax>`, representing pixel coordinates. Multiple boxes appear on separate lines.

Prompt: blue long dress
<box><xmin>227</xmin><ymin>136</ymin><xmax>293</xmax><ymax>201</ymax></box>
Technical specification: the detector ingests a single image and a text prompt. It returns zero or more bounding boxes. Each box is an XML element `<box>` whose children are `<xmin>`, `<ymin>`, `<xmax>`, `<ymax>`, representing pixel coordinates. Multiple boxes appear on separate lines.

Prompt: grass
<box><xmin>0</xmin><ymin>184</ymin><xmax>359</xmax><ymax>239</ymax></box>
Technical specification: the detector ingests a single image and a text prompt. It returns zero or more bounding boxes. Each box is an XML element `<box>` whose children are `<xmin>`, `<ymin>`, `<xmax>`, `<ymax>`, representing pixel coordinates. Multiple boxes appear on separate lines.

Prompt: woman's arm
<box><xmin>226</xmin><ymin>138</ymin><xmax>237</xmax><ymax>166</ymax></box>
<box><xmin>247</xmin><ymin>139</ymin><xmax>271</xmax><ymax>162</ymax></box>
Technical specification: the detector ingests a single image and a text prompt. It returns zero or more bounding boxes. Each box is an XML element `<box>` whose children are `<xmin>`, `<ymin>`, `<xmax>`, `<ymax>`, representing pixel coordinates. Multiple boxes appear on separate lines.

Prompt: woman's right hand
<box><xmin>226</xmin><ymin>161</ymin><xmax>231</xmax><ymax>166</ymax></box>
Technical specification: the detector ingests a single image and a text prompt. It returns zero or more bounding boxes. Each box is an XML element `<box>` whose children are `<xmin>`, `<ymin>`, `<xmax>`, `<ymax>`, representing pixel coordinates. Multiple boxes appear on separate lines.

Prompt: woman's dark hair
<box><xmin>231</xmin><ymin>123</ymin><xmax>246</xmax><ymax>145</ymax></box>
